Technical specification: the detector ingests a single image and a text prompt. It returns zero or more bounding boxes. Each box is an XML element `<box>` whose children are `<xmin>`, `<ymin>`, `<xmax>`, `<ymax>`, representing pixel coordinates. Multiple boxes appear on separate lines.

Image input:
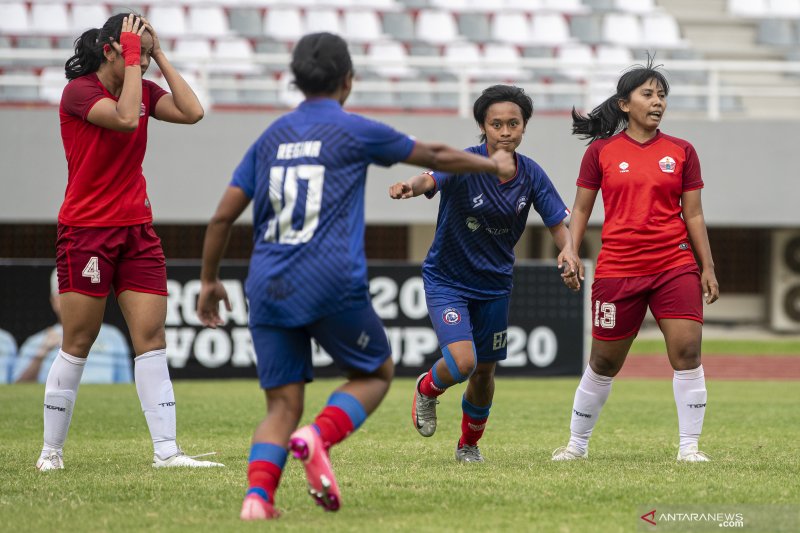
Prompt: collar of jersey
<box><xmin>620</xmin><ymin>129</ymin><xmax>663</xmax><ymax>148</ymax></box>
<box><xmin>299</xmin><ymin>97</ymin><xmax>342</xmax><ymax>111</ymax></box>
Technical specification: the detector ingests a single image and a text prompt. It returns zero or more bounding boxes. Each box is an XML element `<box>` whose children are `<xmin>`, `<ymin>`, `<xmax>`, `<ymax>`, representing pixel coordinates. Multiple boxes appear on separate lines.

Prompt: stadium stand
<box><xmin>0</xmin><ymin>0</ymin><xmax>798</xmax><ymax>117</ymax></box>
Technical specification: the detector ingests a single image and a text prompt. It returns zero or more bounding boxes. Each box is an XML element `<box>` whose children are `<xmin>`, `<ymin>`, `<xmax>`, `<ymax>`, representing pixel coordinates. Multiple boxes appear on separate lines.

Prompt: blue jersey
<box><xmin>231</xmin><ymin>98</ymin><xmax>415</xmax><ymax>327</ymax></box>
<box><xmin>423</xmin><ymin>144</ymin><xmax>569</xmax><ymax>299</ymax></box>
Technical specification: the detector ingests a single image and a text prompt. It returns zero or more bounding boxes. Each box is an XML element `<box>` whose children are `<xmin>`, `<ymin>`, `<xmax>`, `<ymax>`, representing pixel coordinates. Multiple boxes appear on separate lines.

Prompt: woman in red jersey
<box><xmin>552</xmin><ymin>60</ymin><xmax>719</xmax><ymax>463</ymax></box>
<box><xmin>37</xmin><ymin>13</ymin><xmax>222</xmax><ymax>470</ymax></box>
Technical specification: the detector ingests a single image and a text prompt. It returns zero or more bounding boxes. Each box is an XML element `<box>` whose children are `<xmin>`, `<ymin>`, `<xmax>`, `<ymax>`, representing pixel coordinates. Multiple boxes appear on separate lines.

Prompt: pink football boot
<box><xmin>289</xmin><ymin>425</ymin><xmax>341</xmax><ymax>511</ymax></box>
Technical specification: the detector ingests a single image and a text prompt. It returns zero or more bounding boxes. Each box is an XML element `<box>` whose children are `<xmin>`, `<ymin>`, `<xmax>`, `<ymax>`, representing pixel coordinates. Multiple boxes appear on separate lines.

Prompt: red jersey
<box><xmin>58</xmin><ymin>73</ymin><xmax>167</xmax><ymax>227</ymax></box>
<box><xmin>577</xmin><ymin>130</ymin><xmax>703</xmax><ymax>279</ymax></box>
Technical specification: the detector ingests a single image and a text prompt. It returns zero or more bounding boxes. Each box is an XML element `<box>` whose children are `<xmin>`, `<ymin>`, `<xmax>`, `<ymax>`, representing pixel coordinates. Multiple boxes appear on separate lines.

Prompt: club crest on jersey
<box><xmin>442</xmin><ymin>307</ymin><xmax>461</xmax><ymax>325</ymax></box>
<box><xmin>465</xmin><ymin>217</ymin><xmax>481</xmax><ymax>231</ymax></box>
<box><xmin>516</xmin><ymin>195</ymin><xmax>528</xmax><ymax>214</ymax></box>
<box><xmin>659</xmin><ymin>156</ymin><xmax>676</xmax><ymax>173</ymax></box>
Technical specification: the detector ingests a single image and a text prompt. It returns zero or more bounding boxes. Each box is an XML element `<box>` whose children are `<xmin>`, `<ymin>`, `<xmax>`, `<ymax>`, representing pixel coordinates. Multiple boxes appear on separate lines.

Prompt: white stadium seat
<box><xmin>443</xmin><ymin>41</ymin><xmax>482</xmax><ymax>77</ymax></box>
<box><xmin>147</xmin><ymin>6</ymin><xmax>187</xmax><ymax>38</ymax></box>
<box><xmin>641</xmin><ymin>13</ymin><xmax>686</xmax><ymax>48</ymax></box>
<box><xmin>30</xmin><ymin>3</ymin><xmax>69</xmax><ymax>36</ymax></box>
<box><xmin>0</xmin><ymin>3</ymin><xmax>30</xmax><ymax>34</ymax></box>
<box><xmin>602</xmin><ymin>13</ymin><xmax>643</xmax><ymax>47</ymax></box>
<box><xmin>213</xmin><ymin>38</ymin><xmax>258</xmax><ymax>75</ymax></box>
<box><xmin>614</xmin><ymin>0</ymin><xmax>657</xmax><ymax>14</ymax></box>
<box><xmin>481</xmin><ymin>43</ymin><xmax>530</xmax><ymax>81</ymax></box>
<box><xmin>529</xmin><ymin>13</ymin><xmax>572</xmax><ymax>46</ymax></box>
<box><xmin>70</xmin><ymin>4</ymin><xmax>111</xmax><ymax>34</ymax></box>
<box><xmin>304</xmin><ymin>9</ymin><xmax>342</xmax><ymax>35</ymax></box>
<box><xmin>416</xmin><ymin>10</ymin><xmax>461</xmax><ymax>44</ymax></box>
<box><xmin>187</xmin><ymin>6</ymin><xmax>230</xmax><ymax>37</ymax></box>
<box><xmin>491</xmin><ymin>12</ymin><xmax>532</xmax><ymax>45</ymax></box>
<box><xmin>768</xmin><ymin>0</ymin><xmax>800</xmax><ymax>17</ymax></box>
<box><xmin>344</xmin><ymin>10</ymin><xmax>384</xmax><ymax>43</ymax></box>
<box><xmin>728</xmin><ymin>0</ymin><xmax>768</xmax><ymax>17</ymax></box>
<box><xmin>367</xmin><ymin>41</ymin><xmax>417</xmax><ymax>78</ymax></box>
<box><xmin>264</xmin><ymin>7</ymin><xmax>304</xmax><ymax>42</ymax></box>
<box><xmin>556</xmin><ymin>43</ymin><xmax>594</xmax><ymax>80</ymax></box>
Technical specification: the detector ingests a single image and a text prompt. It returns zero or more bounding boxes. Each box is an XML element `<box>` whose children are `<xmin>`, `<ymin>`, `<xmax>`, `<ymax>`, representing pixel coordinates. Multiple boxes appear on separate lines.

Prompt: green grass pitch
<box><xmin>1</xmin><ymin>378</ymin><xmax>798</xmax><ymax>532</ymax></box>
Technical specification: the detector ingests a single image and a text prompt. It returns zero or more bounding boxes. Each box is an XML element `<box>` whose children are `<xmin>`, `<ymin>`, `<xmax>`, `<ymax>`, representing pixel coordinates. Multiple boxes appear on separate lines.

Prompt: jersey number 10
<box><xmin>265</xmin><ymin>164</ymin><xmax>325</xmax><ymax>245</ymax></box>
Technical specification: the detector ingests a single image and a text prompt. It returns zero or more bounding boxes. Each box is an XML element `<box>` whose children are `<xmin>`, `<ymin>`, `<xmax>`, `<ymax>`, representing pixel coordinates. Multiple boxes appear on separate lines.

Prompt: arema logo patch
<box><xmin>516</xmin><ymin>195</ymin><xmax>528</xmax><ymax>214</ymax></box>
<box><xmin>442</xmin><ymin>307</ymin><xmax>461</xmax><ymax>325</ymax></box>
<box><xmin>659</xmin><ymin>156</ymin><xmax>676</xmax><ymax>173</ymax></box>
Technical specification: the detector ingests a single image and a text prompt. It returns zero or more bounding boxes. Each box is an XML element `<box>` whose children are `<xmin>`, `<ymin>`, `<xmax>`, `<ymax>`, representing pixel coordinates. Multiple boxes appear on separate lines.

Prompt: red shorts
<box><xmin>56</xmin><ymin>223</ymin><xmax>167</xmax><ymax>297</ymax></box>
<box><xmin>591</xmin><ymin>263</ymin><xmax>703</xmax><ymax>341</ymax></box>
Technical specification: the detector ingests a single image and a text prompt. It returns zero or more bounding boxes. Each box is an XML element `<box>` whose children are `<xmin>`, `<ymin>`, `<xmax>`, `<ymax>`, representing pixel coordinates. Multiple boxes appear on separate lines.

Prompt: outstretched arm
<box><xmin>403</xmin><ymin>142</ymin><xmax>515</xmax><ymax>180</ymax></box>
<box><xmin>389</xmin><ymin>172</ymin><xmax>436</xmax><ymax>199</ymax></box>
<box><xmin>682</xmin><ymin>189</ymin><xmax>719</xmax><ymax>304</ymax></box>
<box><xmin>197</xmin><ymin>186</ymin><xmax>251</xmax><ymax>328</ymax></box>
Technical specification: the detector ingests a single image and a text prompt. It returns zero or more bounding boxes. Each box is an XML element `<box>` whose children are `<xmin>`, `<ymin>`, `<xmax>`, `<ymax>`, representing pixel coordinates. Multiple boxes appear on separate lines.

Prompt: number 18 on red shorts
<box><xmin>591</xmin><ymin>263</ymin><xmax>703</xmax><ymax>341</ymax></box>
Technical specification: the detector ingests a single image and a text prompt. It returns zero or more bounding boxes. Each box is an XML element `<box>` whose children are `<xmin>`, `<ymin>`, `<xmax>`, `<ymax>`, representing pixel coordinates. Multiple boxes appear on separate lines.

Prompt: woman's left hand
<box><xmin>702</xmin><ymin>268</ymin><xmax>719</xmax><ymax>304</ymax></box>
<box><xmin>141</xmin><ymin>17</ymin><xmax>163</xmax><ymax>58</ymax></box>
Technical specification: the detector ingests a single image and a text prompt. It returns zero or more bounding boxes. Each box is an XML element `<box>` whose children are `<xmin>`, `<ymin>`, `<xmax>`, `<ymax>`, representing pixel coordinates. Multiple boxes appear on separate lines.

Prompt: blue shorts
<box><xmin>426</xmin><ymin>292</ymin><xmax>510</xmax><ymax>362</ymax></box>
<box><xmin>250</xmin><ymin>303</ymin><xmax>391</xmax><ymax>390</ymax></box>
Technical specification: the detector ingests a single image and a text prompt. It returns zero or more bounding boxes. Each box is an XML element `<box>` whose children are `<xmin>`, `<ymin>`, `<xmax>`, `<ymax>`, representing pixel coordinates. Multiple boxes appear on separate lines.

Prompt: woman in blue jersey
<box><xmin>390</xmin><ymin>85</ymin><xmax>580</xmax><ymax>463</ymax></box>
<box><xmin>196</xmin><ymin>33</ymin><xmax>515</xmax><ymax>521</ymax></box>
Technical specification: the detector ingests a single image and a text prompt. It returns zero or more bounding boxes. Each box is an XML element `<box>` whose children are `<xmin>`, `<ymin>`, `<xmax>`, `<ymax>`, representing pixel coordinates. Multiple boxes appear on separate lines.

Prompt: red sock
<box><xmin>314</xmin><ymin>406</ymin><xmax>354</xmax><ymax>450</ymax></box>
<box><xmin>247</xmin><ymin>461</ymin><xmax>283</xmax><ymax>503</ymax></box>
<box><xmin>419</xmin><ymin>367</ymin><xmax>447</xmax><ymax>398</ymax></box>
<box><xmin>459</xmin><ymin>412</ymin><xmax>488</xmax><ymax>447</ymax></box>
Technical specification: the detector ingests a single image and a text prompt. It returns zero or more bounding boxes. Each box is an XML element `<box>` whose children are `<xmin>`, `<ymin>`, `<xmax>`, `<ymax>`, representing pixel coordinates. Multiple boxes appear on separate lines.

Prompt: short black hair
<box><xmin>473</xmin><ymin>85</ymin><xmax>533</xmax><ymax>143</ymax></box>
<box><xmin>290</xmin><ymin>32</ymin><xmax>353</xmax><ymax>96</ymax></box>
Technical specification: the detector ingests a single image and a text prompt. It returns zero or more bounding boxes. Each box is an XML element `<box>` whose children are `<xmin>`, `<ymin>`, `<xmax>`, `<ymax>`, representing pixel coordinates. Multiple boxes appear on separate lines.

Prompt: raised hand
<box><xmin>389</xmin><ymin>182</ymin><xmax>414</xmax><ymax>199</ymax></box>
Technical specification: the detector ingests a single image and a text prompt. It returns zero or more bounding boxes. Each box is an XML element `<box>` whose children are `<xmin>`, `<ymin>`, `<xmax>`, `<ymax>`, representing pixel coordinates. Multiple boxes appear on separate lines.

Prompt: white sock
<box><xmin>135</xmin><ymin>349</ymin><xmax>179</xmax><ymax>460</ymax></box>
<box><xmin>41</xmin><ymin>350</ymin><xmax>86</xmax><ymax>459</ymax></box>
<box><xmin>568</xmin><ymin>365</ymin><xmax>613</xmax><ymax>453</ymax></box>
<box><xmin>673</xmin><ymin>365</ymin><xmax>707</xmax><ymax>452</ymax></box>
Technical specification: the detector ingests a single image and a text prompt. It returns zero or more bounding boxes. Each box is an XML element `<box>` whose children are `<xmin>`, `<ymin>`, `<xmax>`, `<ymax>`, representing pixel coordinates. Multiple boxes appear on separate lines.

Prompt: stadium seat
<box><xmin>305</xmin><ymin>8</ymin><xmax>343</xmax><ymax>35</ymax></box>
<box><xmin>367</xmin><ymin>40</ymin><xmax>417</xmax><ymax>78</ymax></box>
<box><xmin>147</xmin><ymin>6</ymin><xmax>188</xmax><ymax>38</ymax></box>
<box><xmin>614</xmin><ymin>0</ymin><xmax>657</xmax><ymax>14</ymax></box>
<box><xmin>344</xmin><ymin>10</ymin><xmax>384</xmax><ymax>42</ymax></box>
<box><xmin>641</xmin><ymin>13</ymin><xmax>686</xmax><ymax>48</ymax></box>
<box><xmin>541</xmin><ymin>0</ymin><xmax>588</xmax><ymax>14</ymax></box>
<box><xmin>0</xmin><ymin>69</ymin><xmax>39</xmax><ymax>102</ymax></box>
<box><xmin>596</xmin><ymin>44</ymin><xmax>633</xmax><ymax>79</ymax></box>
<box><xmin>529</xmin><ymin>13</ymin><xmax>572</xmax><ymax>46</ymax></box>
<box><xmin>39</xmin><ymin>66</ymin><xmax>66</xmax><ymax>104</ymax></box>
<box><xmin>757</xmin><ymin>19</ymin><xmax>795</xmax><ymax>46</ymax></box>
<box><xmin>395</xmin><ymin>79</ymin><xmax>435</xmax><ymax>108</ymax></box>
<box><xmin>570</xmin><ymin>14</ymin><xmax>604</xmax><ymax>45</ymax></box>
<box><xmin>213</xmin><ymin>38</ymin><xmax>258</xmax><ymax>75</ymax></box>
<box><xmin>264</xmin><ymin>7</ymin><xmax>304</xmax><ymax>42</ymax></box>
<box><xmin>228</xmin><ymin>8</ymin><xmax>264</xmax><ymax>38</ymax></box>
<box><xmin>431</xmin><ymin>0</ymin><xmax>468</xmax><ymax>9</ymax></box>
<box><xmin>602</xmin><ymin>13</ymin><xmax>643</xmax><ymax>47</ymax></box>
<box><xmin>481</xmin><ymin>43</ymin><xmax>530</xmax><ymax>81</ymax></box>
<box><xmin>768</xmin><ymin>0</ymin><xmax>800</xmax><ymax>17</ymax></box>
<box><xmin>352</xmin><ymin>0</ymin><xmax>402</xmax><ymax>8</ymax></box>
<box><xmin>491</xmin><ymin>12</ymin><xmax>532</xmax><ymax>45</ymax></box>
<box><xmin>501</xmin><ymin>0</ymin><xmax>544</xmax><ymax>11</ymax></box>
<box><xmin>443</xmin><ymin>41</ymin><xmax>483</xmax><ymax>77</ymax></box>
<box><xmin>556</xmin><ymin>43</ymin><xmax>594</xmax><ymax>80</ymax></box>
<box><xmin>70</xmin><ymin>4</ymin><xmax>111</xmax><ymax>34</ymax></box>
<box><xmin>728</xmin><ymin>0</ymin><xmax>769</xmax><ymax>17</ymax></box>
<box><xmin>173</xmin><ymin>38</ymin><xmax>212</xmax><ymax>71</ymax></box>
<box><xmin>416</xmin><ymin>10</ymin><xmax>462</xmax><ymax>44</ymax></box>
<box><xmin>383</xmin><ymin>11</ymin><xmax>416</xmax><ymax>42</ymax></box>
<box><xmin>0</xmin><ymin>3</ymin><xmax>29</xmax><ymax>35</ymax></box>
<box><xmin>30</xmin><ymin>4</ymin><xmax>69</xmax><ymax>36</ymax></box>
<box><xmin>458</xmin><ymin>12</ymin><xmax>491</xmax><ymax>43</ymax></box>
<box><xmin>187</xmin><ymin>6</ymin><xmax>230</xmax><ymax>37</ymax></box>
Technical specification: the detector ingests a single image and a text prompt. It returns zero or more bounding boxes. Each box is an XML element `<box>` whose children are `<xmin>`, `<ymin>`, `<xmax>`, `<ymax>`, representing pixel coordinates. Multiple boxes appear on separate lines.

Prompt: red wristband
<box><xmin>119</xmin><ymin>32</ymin><xmax>141</xmax><ymax>67</ymax></box>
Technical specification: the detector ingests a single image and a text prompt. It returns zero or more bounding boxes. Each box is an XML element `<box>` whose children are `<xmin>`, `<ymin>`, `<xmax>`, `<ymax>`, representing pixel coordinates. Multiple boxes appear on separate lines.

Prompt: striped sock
<box><xmin>246</xmin><ymin>443</ymin><xmax>287</xmax><ymax>504</ymax></box>
<box><xmin>313</xmin><ymin>391</ymin><xmax>367</xmax><ymax>450</ymax></box>
<box><xmin>459</xmin><ymin>395</ymin><xmax>491</xmax><ymax>447</ymax></box>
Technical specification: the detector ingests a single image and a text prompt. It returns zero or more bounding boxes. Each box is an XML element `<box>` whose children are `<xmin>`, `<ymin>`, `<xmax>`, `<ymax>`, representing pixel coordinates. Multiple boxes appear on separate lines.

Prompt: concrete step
<box><xmin>657</xmin><ymin>0</ymin><xmax>728</xmax><ymax>21</ymax></box>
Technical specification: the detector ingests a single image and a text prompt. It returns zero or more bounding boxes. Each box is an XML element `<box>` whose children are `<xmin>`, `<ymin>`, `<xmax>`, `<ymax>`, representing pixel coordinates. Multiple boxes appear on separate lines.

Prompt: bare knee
<box><xmin>589</xmin><ymin>353</ymin><xmax>624</xmax><ymax>377</ymax></box>
<box><xmin>670</xmin><ymin>344</ymin><xmax>701</xmax><ymax>371</ymax></box>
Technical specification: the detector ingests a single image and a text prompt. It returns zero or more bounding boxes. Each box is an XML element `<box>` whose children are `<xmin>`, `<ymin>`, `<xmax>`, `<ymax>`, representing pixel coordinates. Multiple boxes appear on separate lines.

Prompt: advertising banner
<box><xmin>0</xmin><ymin>260</ymin><xmax>589</xmax><ymax>380</ymax></box>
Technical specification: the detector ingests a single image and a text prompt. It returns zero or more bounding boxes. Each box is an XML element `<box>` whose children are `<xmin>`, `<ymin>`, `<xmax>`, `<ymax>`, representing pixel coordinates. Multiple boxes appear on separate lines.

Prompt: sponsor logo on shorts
<box><xmin>442</xmin><ymin>307</ymin><xmax>461</xmax><ymax>325</ymax></box>
<box><xmin>356</xmin><ymin>331</ymin><xmax>370</xmax><ymax>350</ymax></box>
<box><xmin>573</xmin><ymin>409</ymin><xmax>592</xmax><ymax>418</ymax></box>
<box><xmin>659</xmin><ymin>156</ymin><xmax>676</xmax><ymax>173</ymax></box>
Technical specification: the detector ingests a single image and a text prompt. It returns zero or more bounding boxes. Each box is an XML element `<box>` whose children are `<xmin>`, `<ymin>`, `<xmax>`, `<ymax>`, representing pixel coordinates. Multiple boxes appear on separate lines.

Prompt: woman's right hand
<box><xmin>389</xmin><ymin>182</ymin><xmax>414</xmax><ymax>199</ymax></box>
<box><xmin>490</xmin><ymin>149</ymin><xmax>516</xmax><ymax>181</ymax></box>
<box><xmin>197</xmin><ymin>280</ymin><xmax>231</xmax><ymax>329</ymax></box>
<box><xmin>110</xmin><ymin>15</ymin><xmax>145</xmax><ymax>66</ymax></box>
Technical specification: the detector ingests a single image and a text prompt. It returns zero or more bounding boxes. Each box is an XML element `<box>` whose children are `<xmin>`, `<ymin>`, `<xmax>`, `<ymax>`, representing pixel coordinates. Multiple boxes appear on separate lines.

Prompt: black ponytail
<box><xmin>572</xmin><ymin>54</ymin><xmax>670</xmax><ymax>144</ymax></box>
<box><xmin>291</xmin><ymin>32</ymin><xmax>352</xmax><ymax>96</ymax></box>
<box><xmin>64</xmin><ymin>13</ymin><xmax>131</xmax><ymax>80</ymax></box>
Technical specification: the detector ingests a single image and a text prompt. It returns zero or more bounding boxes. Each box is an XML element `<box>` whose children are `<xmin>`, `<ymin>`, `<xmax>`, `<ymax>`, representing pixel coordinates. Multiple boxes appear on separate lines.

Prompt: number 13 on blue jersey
<box><xmin>265</xmin><ymin>164</ymin><xmax>325</xmax><ymax>245</ymax></box>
